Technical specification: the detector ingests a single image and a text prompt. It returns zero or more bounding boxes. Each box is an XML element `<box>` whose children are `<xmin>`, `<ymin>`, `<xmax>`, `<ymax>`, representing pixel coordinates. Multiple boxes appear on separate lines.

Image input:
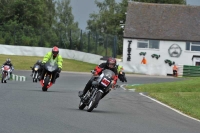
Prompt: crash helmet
<box><xmin>52</xmin><ymin>46</ymin><xmax>59</xmax><ymax>57</ymax></box>
<box><xmin>6</xmin><ymin>58</ymin><xmax>11</xmax><ymax>64</ymax></box>
<box><xmin>106</xmin><ymin>57</ymin><xmax>116</xmax><ymax>69</ymax></box>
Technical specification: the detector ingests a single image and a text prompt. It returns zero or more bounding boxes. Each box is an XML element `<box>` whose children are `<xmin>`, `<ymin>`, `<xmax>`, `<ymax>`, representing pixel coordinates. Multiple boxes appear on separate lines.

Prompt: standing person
<box><xmin>1</xmin><ymin>58</ymin><xmax>14</xmax><ymax>79</ymax></box>
<box><xmin>39</xmin><ymin>46</ymin><xmax>63</xmax><ymax>83</ymax></box>
<box><xmin>173</xmin><ymin>64</ymin><xmax>178</xmax><ymax>77</ymax></box>
<box><xmin>141</xmin><ymin>57</ymin><xmax>147</xmax><ymax>64</ymax></box>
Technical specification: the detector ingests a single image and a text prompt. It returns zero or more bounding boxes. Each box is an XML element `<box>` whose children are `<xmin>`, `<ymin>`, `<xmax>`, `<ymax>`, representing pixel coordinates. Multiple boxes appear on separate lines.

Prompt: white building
<box><xmin>122</xmin><ymin>2</ymin><xmax>200</xmax><ymax>75</ymax></box>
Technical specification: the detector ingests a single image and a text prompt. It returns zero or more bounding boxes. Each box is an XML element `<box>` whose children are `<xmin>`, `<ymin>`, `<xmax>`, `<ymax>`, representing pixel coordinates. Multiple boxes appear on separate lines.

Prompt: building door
<box><xmin>195</xmin><ymin>62</ymin><xmax>200</xmax><ymax>66</ymax></box>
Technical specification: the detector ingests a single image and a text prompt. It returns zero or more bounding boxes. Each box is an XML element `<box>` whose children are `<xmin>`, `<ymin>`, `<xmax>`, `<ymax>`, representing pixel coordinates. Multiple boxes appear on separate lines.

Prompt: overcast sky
<box><xmin>70</xmin><ymin>0</ymin><xmax>200</xmax><ymax>30</ymax></box>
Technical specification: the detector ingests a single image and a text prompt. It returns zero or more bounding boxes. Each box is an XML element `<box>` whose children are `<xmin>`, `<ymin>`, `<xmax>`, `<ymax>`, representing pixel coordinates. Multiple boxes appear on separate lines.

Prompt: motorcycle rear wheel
<box><xmin>87</xmin><ymin>91</ymin><xmax>102</xmax><ymax>112</ymax></box>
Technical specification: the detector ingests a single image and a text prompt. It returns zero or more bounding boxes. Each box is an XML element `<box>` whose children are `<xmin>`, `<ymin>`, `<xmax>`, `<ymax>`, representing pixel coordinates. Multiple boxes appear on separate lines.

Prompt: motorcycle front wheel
<box><xmin>42</xmin><ymin>75</ymin><xmax>50</xmax><ymax>91</ymax></box>
<box><xmin>87</xmin><ymin>91</ymin><xmax>102</xmax><ymax>112</ymax></box>
<box><xmin>1</xmin><ymin>72</ymin><xmax>6</xmax><ymax>83</ymax></box>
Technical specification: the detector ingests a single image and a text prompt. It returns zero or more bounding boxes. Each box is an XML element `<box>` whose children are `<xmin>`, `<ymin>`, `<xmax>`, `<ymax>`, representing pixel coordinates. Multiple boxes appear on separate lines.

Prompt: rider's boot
<box><xmin>7</xmin><ymin>73</ymin><xmax>10</xmax><ymax>80</ymax></box>
<box><xmin>78</xmin><ymin>91</ymin><xmax>84</xmax><ymax>98</ymax></box>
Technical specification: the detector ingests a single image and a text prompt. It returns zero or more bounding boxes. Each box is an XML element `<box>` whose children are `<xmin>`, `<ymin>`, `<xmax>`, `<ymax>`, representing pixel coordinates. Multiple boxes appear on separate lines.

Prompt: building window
<box><xmin>186</xmin><ymin>42</ymin><xmax>200</xmax><ymax>51</ymax></box>
<box><xmin>137</xmin><ymin>40</ymin><xmax>159</xmax><ymax>49</ymax></box>
<box><xmin>186</xmin><ymin>42</ymin><xmax>190</xmax><ymax>50</ymax></box>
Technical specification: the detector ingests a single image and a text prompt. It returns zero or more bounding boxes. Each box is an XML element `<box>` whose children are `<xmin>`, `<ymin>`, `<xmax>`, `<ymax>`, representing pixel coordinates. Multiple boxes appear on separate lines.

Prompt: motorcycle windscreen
<box><xmin>3</xmin><ymin>65</ymin><xmax>11</xmax><ymax>71</ymax></box>
<box><xmin>99</xmin><ymin>69</ymin><xmax>115</xmax><ymax>87</ymax></box>
<box><xmin>102</xmin><ymin>69</ymin><xmax>115</xmax><ymax>80</ymax></box>
<box><xmin>44</xmin><ymin>61</ymin><xmax>58</xmax><ymax>72</ymax></box>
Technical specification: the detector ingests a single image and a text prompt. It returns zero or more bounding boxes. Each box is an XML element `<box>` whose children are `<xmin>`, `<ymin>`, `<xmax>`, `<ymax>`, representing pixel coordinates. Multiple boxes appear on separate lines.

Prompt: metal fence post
<box><xmin>80</xmin><ymin>30</ymin><xmax>82</xmax><ymax>51</ymax></box>
<box><xmin>113</xmin><ymin>35</ymin><xmax>117</xmax><ymax>58</ymax></box>
<box><xmin>95</xmin><ymin>32</ymin><xmax>98</xmax><ymax>54</ymax></box>
<box><xmin>69</xmin><ymin>29</ymin><xmax>72</xmax><ymax>49</ymax></box>
<box><xmin>88</xmin><ymin>31</ymin><xmax>90</xmax><ymax>53</ymax></box>
<box><xmin>106</xmin><ymin>35</ymin><xmax>108</xmax><ymax>57</ymax></box>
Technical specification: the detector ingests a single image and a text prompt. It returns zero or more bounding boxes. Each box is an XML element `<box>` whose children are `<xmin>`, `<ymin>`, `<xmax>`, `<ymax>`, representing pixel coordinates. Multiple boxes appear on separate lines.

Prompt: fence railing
<box><xmin>0</xmin><ymin>25</ymin><xmax>118</xmax><ymax>57</ymax></box>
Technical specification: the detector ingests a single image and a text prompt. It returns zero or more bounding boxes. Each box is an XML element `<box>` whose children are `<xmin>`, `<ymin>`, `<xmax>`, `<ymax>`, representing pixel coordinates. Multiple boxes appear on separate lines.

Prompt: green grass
<box><xmin>0</xmin><ymin>54</ymin><xmax>97</xmax><ymax>72</ymax></box>
<box><xmin>125</xmin><ymin>78</ymin><xmax>200</xmax><ymax>120</ymax></box>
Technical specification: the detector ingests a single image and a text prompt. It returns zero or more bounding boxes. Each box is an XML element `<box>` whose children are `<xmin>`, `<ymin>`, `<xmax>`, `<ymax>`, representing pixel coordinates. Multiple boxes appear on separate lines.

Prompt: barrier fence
<box><xmin>0</xmin><ymin>25</ymin><xmax>119</xmax><ymax>57</ymax></box>
<box><xmin>177</xmin><ymin>65</ymin><xmax>200</xmax><ymax>77</ymax></box>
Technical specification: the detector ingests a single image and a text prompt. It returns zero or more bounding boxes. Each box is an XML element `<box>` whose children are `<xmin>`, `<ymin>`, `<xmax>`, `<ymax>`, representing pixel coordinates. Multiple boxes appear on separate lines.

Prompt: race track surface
<box><xmin>0</xmin><ymin>71</ymin><xmax>199</xmax><ymax>133</ymax></box>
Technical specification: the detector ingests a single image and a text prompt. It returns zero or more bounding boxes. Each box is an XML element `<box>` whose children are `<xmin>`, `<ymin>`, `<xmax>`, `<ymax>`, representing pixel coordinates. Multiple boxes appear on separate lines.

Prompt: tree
<box><xmin>55</xmin><ymin>0</ymin><xmax>79</xmax><ymax>49</ymax></box>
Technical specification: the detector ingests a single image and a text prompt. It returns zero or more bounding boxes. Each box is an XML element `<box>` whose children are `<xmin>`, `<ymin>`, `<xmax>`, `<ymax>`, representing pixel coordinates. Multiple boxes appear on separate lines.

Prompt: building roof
<box><xmin>124</xmin><ymin>2</ymin><xmax>200</xmax><ymax>42</ymax></box>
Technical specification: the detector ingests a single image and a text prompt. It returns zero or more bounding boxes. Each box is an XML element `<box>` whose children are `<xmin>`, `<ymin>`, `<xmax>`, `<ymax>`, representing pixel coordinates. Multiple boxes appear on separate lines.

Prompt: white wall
<box><xmin>3</xmin><ymin>42</ymin><xmax>194</xmax><ymax>76</ymax></box>
<box><xmin>0</xmin><ymin>44</ymin><xmax>103</xmax><ymax>65</ymax></box>
<box><xmin>123</xmin><ymin>39</ymin><xmax>200</xmax><ymax>75</ymax></box>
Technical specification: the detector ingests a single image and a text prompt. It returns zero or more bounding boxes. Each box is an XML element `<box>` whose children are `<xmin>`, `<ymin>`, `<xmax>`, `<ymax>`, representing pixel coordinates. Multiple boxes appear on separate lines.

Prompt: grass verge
<box><xmin>0</xmin><ymin>54</ymin><xmax>97</xmax><ymax>72</ymax></box>
<box><xmin>125</xmin><ymin>77</ymin><xmax>200</xmax><ymax>120</ymax></box>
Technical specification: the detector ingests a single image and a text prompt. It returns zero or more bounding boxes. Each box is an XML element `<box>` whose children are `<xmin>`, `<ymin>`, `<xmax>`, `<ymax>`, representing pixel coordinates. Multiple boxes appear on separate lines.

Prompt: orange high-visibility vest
<box><xmin>141</xmin><ymin>58</ymin><xmax>147</xmax><ymax>64</ymax></box>
<box><xmin>173</xmin><ymin>65</ymin><xmax>178</xmax><ymax>71</ymax></box>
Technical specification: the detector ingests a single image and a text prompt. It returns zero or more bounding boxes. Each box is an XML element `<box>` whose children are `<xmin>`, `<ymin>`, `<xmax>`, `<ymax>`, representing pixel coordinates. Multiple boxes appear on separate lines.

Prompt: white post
<box><xmin>19</xmin><ymin>76</ymin><xmax>26</xmax><ymax>81</ymax></box>
<box><xmin>177</xmin><ymin>64</ymin><xmax>183</xmax><ymax>77</ymax></box>
<box><xmin>16</xmin><ymin>75</ymin><xmax>19</xmax><ymax>81</ymax></box>
<box><xmin>12</xmin><ymin>74</ymin><xmax>15</xmax><ymax>80</ymax></box>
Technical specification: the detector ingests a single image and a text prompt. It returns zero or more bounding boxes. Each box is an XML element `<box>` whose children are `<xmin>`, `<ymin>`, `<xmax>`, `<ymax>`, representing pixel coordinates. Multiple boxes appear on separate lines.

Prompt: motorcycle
<box><xmin>1</xmin><ymin>65</ymin><xmax>11</xmax><ymax>83</ymax></box>
<box><xmin>117</xmin><ymin>65</ymin><xmax>127</xmax><ymax>82</ymax></box>
<box><xmin>118</xmin><ymin>71</ymin><xmax>127</xmax><ymax>82</ymax></box>
<box><xmin>30</xmin><ymin>64</ymin><xmax>41</xmax><ymax>82</ymax></box>
<box><xmin>40</xmin><ymin>61</ymin><xmax>58</xmax><ymax>91</ymax></box>
<box><xmin>78</xmin><ymin>69</ymin><xmax>115</xmax><ymax>112</ymax></box>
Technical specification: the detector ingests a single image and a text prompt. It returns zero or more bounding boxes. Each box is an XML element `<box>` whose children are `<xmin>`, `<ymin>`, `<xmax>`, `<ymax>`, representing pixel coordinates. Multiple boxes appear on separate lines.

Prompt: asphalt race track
<box><xmin>0</xmin><ymin>71</ymin><xmax>199</xmax><ymax>133</ymax></box>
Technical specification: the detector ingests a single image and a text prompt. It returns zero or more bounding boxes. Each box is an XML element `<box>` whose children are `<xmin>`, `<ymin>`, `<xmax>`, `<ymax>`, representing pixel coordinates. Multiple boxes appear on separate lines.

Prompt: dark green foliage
<box><xmin>165</xmin><ymin>59</ymin><xmax>175</xmax><ymax>66</ymax></box>
<box><xmin>151</xmin><ymin>54</ymin><xmax>160</xmax><ymax>59</ymax></box>
<box><xmin>139</xmin><ymin>52</ymin><xmax>146</xmax><ymax>56</ymax></box>
<box><xmin>0</xmin><ymin>0</ymin><xmax>79</xmax><ymax>48</ymax></box>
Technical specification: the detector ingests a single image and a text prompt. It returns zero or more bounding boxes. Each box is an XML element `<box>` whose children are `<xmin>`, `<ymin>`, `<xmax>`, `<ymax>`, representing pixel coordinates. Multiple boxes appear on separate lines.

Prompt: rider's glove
<box><xmin>41</xmin><ymin>62</ymin><xmax>45</xmax><ymax>67</ymax></box>
<box><xmin>58</xmin><ymin>68</ymin><xmax>61</xmax><ymax>73</ymax></box>
<box><xmin>93</xmin><ymin>72</ymin><xmax>98</xmax><ymax>76</ymax></box>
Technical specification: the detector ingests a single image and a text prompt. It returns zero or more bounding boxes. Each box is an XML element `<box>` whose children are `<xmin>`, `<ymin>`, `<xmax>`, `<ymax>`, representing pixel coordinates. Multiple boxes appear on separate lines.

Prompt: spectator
<box><xmin>141</xmin><ymin>57</ymin><xmax>147</xmax><ymax>64</ymax></box>
<box><xmin>173</xmin><ymin>64</ymin><xmax>178</xmax><ymax>77</ymax></box>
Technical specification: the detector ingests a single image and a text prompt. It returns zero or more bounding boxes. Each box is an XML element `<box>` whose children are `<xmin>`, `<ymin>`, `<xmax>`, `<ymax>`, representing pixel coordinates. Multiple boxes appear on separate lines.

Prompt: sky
<box><xmin>70</xmin><ymin>0</ymin><xmax>200</xmax><ymax>30</ymax></box>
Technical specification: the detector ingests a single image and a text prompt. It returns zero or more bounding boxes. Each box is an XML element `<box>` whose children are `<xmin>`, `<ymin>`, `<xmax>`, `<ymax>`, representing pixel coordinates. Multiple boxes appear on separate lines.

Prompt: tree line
<box><xmin>0</xmin><ymin>0</ymin><xmax>186</xmax><ymax>56</ymax></box>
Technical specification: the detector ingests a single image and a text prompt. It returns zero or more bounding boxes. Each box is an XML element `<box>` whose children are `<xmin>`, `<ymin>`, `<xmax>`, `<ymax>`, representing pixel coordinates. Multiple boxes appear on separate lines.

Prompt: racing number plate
<box><xmin>101</xmin><ymin>78</ymin><xmax>110</xmax><ymax>87</ymax></box>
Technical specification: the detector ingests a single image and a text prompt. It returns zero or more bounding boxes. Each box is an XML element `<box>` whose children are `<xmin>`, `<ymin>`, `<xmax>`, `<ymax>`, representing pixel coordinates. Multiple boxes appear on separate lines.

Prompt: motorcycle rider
<box><xmin>79</xmin><ymin>57</ymin><xmax>118</xmax><ymax>99</ymax></box>
<box><xmin>116</xmin><ymin>65</ymin><xmax>123</xmax><ymax>74</ymax></box>
<box><xmin>116</xmin><ymin>64</ymin><xmax>127</xmax><ymax>82</ymax></box>
<box><xmin>38</xmin><ymin>46</ymin><xmax>63</xmax><ymax>83</ymax></box>
<box><xmin>30</xmin><ymin>60</ymin><xmax>42</xmax><ymax>76</ymax></box>
<box><xmin>1</xmin><ymin>58</ymin><xmax>14</xmax><ymax>79</ymax></box>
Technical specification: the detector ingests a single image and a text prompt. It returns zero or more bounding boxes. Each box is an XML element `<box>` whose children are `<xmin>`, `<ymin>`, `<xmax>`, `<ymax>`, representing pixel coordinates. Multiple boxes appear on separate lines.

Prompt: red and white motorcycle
<box><xmin>1</xmin><ymin>65</ymin><xmax>12</xmax><ymax>83</ymax></box>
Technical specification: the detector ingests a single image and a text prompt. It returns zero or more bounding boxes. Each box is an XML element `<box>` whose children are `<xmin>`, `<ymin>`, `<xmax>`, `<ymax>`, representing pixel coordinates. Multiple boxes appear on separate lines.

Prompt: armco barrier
<box><xmin>182</xmin><ymin>65</ymin><xmax>200</xmax><ymax>77</ymax></box>
<box><xmin>12</xmin><ymin>74</ymin><xmax>26</xmax><ymax>81</ymax></box>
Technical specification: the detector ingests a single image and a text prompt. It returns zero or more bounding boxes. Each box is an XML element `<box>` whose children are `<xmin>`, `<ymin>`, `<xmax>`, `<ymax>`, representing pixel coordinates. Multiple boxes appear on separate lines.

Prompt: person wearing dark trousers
<box><xmin>38</xmin><ymin>46</ymin><xmax>63</xmax><ymax>83</ymax></box>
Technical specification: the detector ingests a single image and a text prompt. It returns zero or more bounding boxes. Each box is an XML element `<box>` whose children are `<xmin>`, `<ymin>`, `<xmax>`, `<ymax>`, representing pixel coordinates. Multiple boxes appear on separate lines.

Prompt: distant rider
<box><xmin>1</xmin><ymin>58</ymin><xmax>14</xmax><ymax>79</ymax></box>
<box><xmin>39</xmin><ymin>46</ymin><xmax>63</xmax><ymax>83</ymax></box>
<box><xmin>79</xmin><ymin>57</ymin><xmax>118</xmax><ymax>99</ymax></box>
<box><xmin>31</xmin><ymin>60</ymin><xmax>43</xmax><ymax>76</ymax></box>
